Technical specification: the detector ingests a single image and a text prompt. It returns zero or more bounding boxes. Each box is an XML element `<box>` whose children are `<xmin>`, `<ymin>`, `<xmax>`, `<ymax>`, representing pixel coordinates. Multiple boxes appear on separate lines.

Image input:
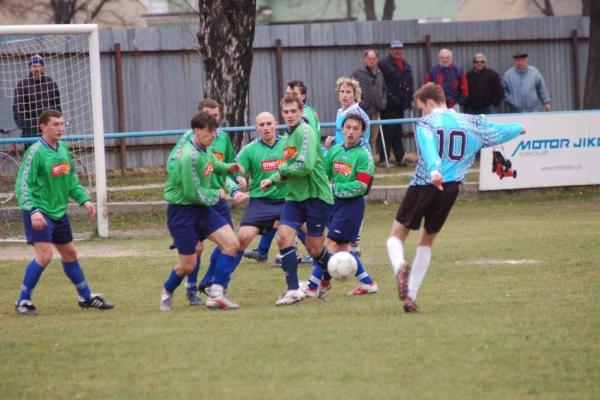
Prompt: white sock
<box><xmin>386</xmin><ymin>236</ymin><xmax>405</xmax><ymax>275</ymax></box>
<box><xmin>408</xmin><ymin>246</ymin><xmax>432</xmax><ymax>300</ymax></box>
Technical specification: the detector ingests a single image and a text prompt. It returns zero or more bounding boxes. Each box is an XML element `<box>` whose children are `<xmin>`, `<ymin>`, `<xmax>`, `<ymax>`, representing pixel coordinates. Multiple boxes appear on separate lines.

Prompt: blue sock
<box><xmin>297</xmin><ymin>230</ymin><xmax>307</xmax><ymax>246</ymax></box>
<box><xmin>353</xmin><ymin>253</ymin><xmax>373</xmax><ymax>284</ymax></box>
<box><xmin>280</xmin><ymin>246</ymin><xmax>299</xmax><ymax>290</ymax></box>
<box><xmin>62</xmin><ymin>260</ymin><xmax>92</xmax><ymax>300</ymax></box>
<box><xmin>17</xmin><ymin>259</ymin><xmax>45</xmax><ymax>303</ymax></box>
<box><xmin>315</xmin><ymin>248</ymin><xmax>332</xmax><ymax>281</ymax></box>
<box><xmin>257</xmin><ymin>228</ymin><xmax>276</xmax><ymax>255</ymax></box>
<box><xmin>215</xmin><ymin>251</ymin><xmax>243</xmax><ymax>288</ymax></box>
<box><xmin>164</xmin><ymin>268</ymin><xmax>184</xmax><ymax>293</ymax></box>
<box><xmin>200</xmin><ymin>248</ymin><xmax>221</xmax><ymax>287</ymax></box>
<box><xmin>307</xmin><ymin>261</ymin><xmax>323</xmax><ymax>289</ymax></box>
<box><xmin>186</xmin><ymin>258</ymin><xmax>200</xmax><ymax>293</ymax></box>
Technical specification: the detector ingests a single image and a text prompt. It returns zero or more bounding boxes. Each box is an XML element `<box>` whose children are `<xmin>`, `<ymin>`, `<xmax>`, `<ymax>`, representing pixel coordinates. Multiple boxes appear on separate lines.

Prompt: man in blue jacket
<box><xmin>503</xmin><ymin>51</ymin><xmax>551</xmax><ymax>113</ymax></box>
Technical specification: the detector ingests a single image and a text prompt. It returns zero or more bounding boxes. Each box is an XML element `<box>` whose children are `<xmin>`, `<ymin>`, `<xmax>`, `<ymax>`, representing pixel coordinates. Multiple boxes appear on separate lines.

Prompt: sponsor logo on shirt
<box><xmin>261</xmin><ymin>159</ymin><xmax>285</xmax><ymax>172</ymax></box>
<box><xmin>51</xmin><ymin>162</ymin><xmax>70</xmax><ymax>177</ymax></box>
<box><xmin>334</xmin><ymin>161</ymin><xmax>352</xmax><ymax>176</ymax></box>
<box><xmin>284</xmin><ymin>146</ymin><xmax>297</xmax><ymax>160</ymax></box>
<box><xmin>212</xmin><ymin>151</ymin><xmax>224</xmax><ymax>162</ymax></box>
<box><xmin>205</xmin><ymin>161</ymin><xmax>214</xmax><ymax>176</ymax></box>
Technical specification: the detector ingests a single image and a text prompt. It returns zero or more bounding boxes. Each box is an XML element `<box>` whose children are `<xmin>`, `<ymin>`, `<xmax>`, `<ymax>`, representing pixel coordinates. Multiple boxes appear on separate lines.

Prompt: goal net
<box><xmin>0</xmin><ymin>25</ymin><xmax>108</xmax><ymax>237</ymax></box>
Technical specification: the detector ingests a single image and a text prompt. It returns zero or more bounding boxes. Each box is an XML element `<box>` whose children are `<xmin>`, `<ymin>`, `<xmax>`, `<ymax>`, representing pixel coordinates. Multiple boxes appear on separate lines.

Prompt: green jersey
<box><xmin>303</xmin><ymin>104</ymin><xmax>321</xmax><ymax>139</ymax></box>
<box><xmin>208</xmin><ymin>130</ymin><xmax>239</xmax><ymax>195</ymax></box>
<box><xmin>325</xmin><ymin>143</ymin><xmax>374</xmax><ymax>198</ymax></box>
<box><xmin>163</xmin><ymin>135</ymin><xmax>232</xmax><ymax>206</ymax></box>
<box><xmin>16</xmin><ymin>139</ymin><xmax>89</xmax><ymax>219</ymax></box>
<box><xmin>270</xmin><ymin>122</ymin><xmax>333</xmax><ymax>204</ymax></box>
<box><xmin>235</xmin><ymin>136</ymin><xmax>287</xmax><ymax>200</ymax></box>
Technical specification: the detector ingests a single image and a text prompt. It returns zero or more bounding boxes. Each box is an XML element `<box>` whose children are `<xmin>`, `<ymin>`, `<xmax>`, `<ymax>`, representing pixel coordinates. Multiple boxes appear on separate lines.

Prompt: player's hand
<box><xmin>30</xmin><ymin>211</ymin><xmax>48</xmax><ymax>231</ymax></box>
<box><xmin>324</xmin><ymin>136</ymin><xmax>335</xmax><ymax>148</ymax></box>
<box><xmin>83</xmin><ymin>201</ymin><xmax>96</xmax><ymax>219</ymax></box>
<box><xmin>233</xmin><ymin>191</ymin><xmax>248</xmax><ymax>204</ymax></box>
<box><xmin>431</xmin><ymin>171</ymin><xmax>444</xmax><ymax>191</ymax></box>
<box><xmin>260</xmin><ymin>178</ymin><xmax>273</xmax><ymax>191</ymax></box>
<box><xmin>236</xmin><ymin>176</ymin><xmax>248</xmax><ymax>191</ymax></box>
<box><xmin>228</xmin><ymin>163</ymin><xmax>243</xmax><ymax>174</ymax></box>
<box><xmin>218</xmin><ymin>188</ymin><xmax>227</xmax><ymax>200</ymax></box>
<box><xmin>543</xmin><ymin>104</ymin><xmax>551</xmax><ymax>112</ymax></box>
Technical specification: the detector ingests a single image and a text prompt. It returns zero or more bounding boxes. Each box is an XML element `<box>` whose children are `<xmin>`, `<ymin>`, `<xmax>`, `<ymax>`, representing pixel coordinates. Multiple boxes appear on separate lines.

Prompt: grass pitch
<box><xmin>1</xmin><ymin>188</ymin><xmax>599</xmax><ymax>399</ymax></box>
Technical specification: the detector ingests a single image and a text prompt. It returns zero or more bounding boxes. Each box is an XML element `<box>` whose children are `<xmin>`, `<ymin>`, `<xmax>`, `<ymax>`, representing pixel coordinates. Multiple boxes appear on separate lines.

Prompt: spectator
<box><xmin>503</xmin><ymin>51</ymin><xmax>551</xmax><ymax>113</ymax></box>
<box><xmin>12</xmin><ymin>55</ymin><xmax>61</xmax><ymax>148</ymax></box>
<box><xmin>351</xmin><ymin>49</ymin><xmax>386</xmax><ymax>154</ymax></box>
<box><xmin>377</xmin><ymin>40</ymin><xmax>414</xmax><ymax>167</ymax></box>
<box><xmin>465</xmin><ymin>53</ymin><xmax>504</xmax><ymax>114</ymax></box>
<box><xmin>424</xmin><ymin>49</ymin><xmax>468</xmax><ymax>111</ymax></box>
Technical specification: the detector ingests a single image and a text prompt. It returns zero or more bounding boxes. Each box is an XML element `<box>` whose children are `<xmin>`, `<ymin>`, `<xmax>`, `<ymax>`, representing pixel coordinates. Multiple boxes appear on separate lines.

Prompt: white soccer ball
<box><xmin>327</xmin><ymin>251</ymin><xmax>358</xmax><ymax>281</ymax></box>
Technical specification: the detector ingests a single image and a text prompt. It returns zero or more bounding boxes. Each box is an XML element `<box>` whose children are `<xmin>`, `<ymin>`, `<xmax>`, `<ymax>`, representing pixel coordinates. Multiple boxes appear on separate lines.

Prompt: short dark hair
<box><xmin>280</xmin><ymin>93</ymin><xmax>303</xmax><ymax>110</ymax></box>
<box><xmin>197</xmin><ymin>98</ymin><xmax>221</xmax><ymax>112</ymax></box>
<box><xmin>191</xmin><ymin>111</ymin><xmax>218</xmax><ymax>131</ymax></box>
<box><xmin>286</xmin><ymin>80</ymin><xmax>307</xmax><ymax>96</ymax></box>
<box><xmin>342</xmin><ymin>113</ymin><xmax>366</xmax><ymax>132</ymax></box>
<box><xmin>39</xmin><ymin>109</ymin><xmax>63</xmax><ymax>126</ymax></box>
<box><xmin>414</xmin><ymin>83</ymin><xmax>446</xmax><ymax>105</ymax></box>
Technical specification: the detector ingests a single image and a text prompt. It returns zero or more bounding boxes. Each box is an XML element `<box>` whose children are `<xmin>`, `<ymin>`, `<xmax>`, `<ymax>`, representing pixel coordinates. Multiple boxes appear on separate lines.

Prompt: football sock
<box><xmin>386</xmin><ymin>236</ymin><xmax>406</xmax><ymax>275</ymax></box>
<box><xmin>216</xmin><ymin>251</ymin><xmax>243</xmax><ymax>289</ymax></box>
<box><xmin>280</xmin><ymin>246</ymin><xmax>299</xmax><ymax>290</ymax></box>
<box><xmin>352</xmin><ymin>254</ymin><xmax>373</xmax><ymax>284</ymax></box>
<box><xmin>200</xmin><ymin>247</ymin><xmax>221</xmax><ymax>287</ymax></box>
<box><xmin>164</xmin><ymin>267</ymin><xmax>184</xmax><ymax>293</ymax></box>
<box><xmin>307</xmin><ymin>261</ymin><xmax>323</xmax><ymax>289</ymax></box>
<box><xmin>257</xmin><ymin>228</ymin><xmax>276</xmax><ymax>255</ymax></box>
<box><xmin>408</xmin><ymin>246</ymin><xmax>432</xmax><ymax>300</ymax></box>
<box><xmin>297</xmin><ymin>230</ymin><xmax>307</xmax><ymax>246</ymax></box>
<box><xmin>315</xmin><ymin>248</ymin><xmax>332</xmax><ymax>281</ymax></box>
<box><xmin>62</xmin><ymin>259</ymin><xmax>92</xmax><ymax>300</ymax></box>
<box><xmin>17</xmin><ymin>259</ymin><xmax>45</xmax><ymax>303</ymax></box>
<box><xmin>186</xmin><ymin>258</ymin><xmax>200</xmax><ymax>293</ymax></box>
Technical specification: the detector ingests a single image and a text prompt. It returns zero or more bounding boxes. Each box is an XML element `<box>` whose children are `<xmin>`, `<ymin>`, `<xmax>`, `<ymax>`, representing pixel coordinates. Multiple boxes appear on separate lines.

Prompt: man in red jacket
<box><xmin>424</xmin><ymin>49</ymin><xmax>468</xmax><ymax>111</ymax></box>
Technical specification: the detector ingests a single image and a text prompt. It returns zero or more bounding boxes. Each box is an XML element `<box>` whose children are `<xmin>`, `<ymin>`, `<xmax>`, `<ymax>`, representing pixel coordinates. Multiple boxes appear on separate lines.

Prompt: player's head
<box><xmin>28</xmin><ymin>54</ymin><xmax>44</xmax><ymax>79</ymax></box>
<box><xmin>342</xmin><ymin>113</ymin><xmax>366</xmax><ymax>147</ymax></box>
<box><xmin>414</xmin><ymin>83</ymin><xmax>446</xmax><ymax>115</ymax></box>
<box><xmin>438</xmin><ymin>49</ymin><xmax>452</xmax><ymax>67</ymax></box>
<box><xmin>255</xmin><ymin>111</ymin><xmax>277</xmax><ymax>144</ymax></box>
<box><xmin>280</xmin><ymin>94</ymin><xmax>303</xmax><ymax>128</ymax></box>
<box><xmin>286</xmin><ymin>80</ymin><xmax>307</xmax><ymax>104</ymax></box>
<box><xmin>336</xmin><ymin>77</ymin><xmax>362</xmax><ymax>109</ymax></box>
<box><xmin>197</xmin><ymin>98</ymin><xmax>221</xmax><ymax>124</ymax></box>
<box><xmin>39</xmin><ymin>109</ymin><xmax>64</xmax><ymax>143</ymax></box>
<box><xmin>191</xmin><ymin>111</ymin><xmax>218</xmax><ymax>147</ymax></box>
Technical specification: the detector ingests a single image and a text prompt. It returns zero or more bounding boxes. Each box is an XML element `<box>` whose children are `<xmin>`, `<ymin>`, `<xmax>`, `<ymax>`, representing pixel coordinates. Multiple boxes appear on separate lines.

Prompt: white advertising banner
<box><xmin>479</xmin><ymin>111</ymin><xmax>600</xmax><ymax>191</ymax></box>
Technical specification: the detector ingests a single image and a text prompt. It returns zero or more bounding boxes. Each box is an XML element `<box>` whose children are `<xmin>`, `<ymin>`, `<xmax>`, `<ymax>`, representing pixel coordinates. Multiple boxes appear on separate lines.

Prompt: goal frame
<box><xmin>0</xmin><ymin>24</ymin><xmax>109</xmax><ymax>237</ymax></box>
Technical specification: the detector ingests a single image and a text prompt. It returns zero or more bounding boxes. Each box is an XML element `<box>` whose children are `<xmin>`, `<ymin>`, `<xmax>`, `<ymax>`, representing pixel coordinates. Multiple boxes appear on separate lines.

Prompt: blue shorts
<box><xmin>280</xmin><ymin>198</ymin><xmax>332</xmax><ymax>237</ymax></box>
<box><xmin>167</xmin><ymin>204</ymin><xmax>228</xmax><ymax>255</ymax></box>
<box><xmin>210</xmin><ymin>199</ymin><xmax>233</xmax><ymax>227</ymax></box>
<box><xmin>327</xmin><ymin>196</ymin><xmax>365</xmax><ymax>244</ymax></box>
<box><xmin>240</xmin><ymin>198</ymin><xmax>284</xmax><ymax>234</ymax></box>
<box><xmin>23</xmin><ymin>211</ymin><xmax>73</xmax><ymax>245</ymax></box>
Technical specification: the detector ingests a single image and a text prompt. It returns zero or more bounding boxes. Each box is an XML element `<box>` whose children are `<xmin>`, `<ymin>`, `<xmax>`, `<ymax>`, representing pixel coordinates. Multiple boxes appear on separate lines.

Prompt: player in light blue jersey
<box><xmin>386</xmin><ymin>83</ymin><xmax>525</xmax><ymax>313</ymax></box>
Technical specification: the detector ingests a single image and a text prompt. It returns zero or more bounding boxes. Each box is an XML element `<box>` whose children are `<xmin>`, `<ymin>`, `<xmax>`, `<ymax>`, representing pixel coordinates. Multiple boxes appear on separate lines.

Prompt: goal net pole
<box><xmin>0</xmin><ymin>24</ymin><xmax>109</xmax><ymax>237</ymax></box>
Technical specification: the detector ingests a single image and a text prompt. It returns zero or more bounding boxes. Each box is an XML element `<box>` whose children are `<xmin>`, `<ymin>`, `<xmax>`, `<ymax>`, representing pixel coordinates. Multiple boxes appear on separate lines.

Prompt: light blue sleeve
<box><xmin>415</xmin><ymin>121</ymin><xmax>442</xmax><ymax>174</ymax></box>
<box><xmin>479</xmin><ymin>120</ymin><xmax>524</xmax><ymax>148</ymax></box>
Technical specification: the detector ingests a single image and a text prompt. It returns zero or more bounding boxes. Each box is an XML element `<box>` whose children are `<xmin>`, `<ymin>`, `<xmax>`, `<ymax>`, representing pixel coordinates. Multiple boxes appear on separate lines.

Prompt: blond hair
<box><xmin>335</xmin><ymin>77</ymin><xmax>362</xmax><ymax>103</ymax></box>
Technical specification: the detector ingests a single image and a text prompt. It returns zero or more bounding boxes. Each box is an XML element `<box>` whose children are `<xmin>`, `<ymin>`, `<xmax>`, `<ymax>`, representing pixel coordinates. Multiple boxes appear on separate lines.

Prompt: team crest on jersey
<box><xmin>212</xmin><ymin>151</ymin><xmax>224</xmax><ymax>162</ymax></box>
<box><xmin>333</xmin><ymin>161</ymin><xmax>352</xmax><ymax>176</ymax></box>
<box><xmin>204</xmin><ymin>162</ymin><xmax>214</xmax><ymax>176</ymax></box>
<box><xmin>261</xmin><ymin>159</ymin><xmax>284</xmax><ymax>172</ymax></box>
<box><xmin>284</xmin><ymin>146</ymin><xmax>297</xmax><ymax>160</ymax></box>
<box><xmin>51</xmin><ymin>162</ymin><xmax>70</xmax><ymax>177</ymax></box>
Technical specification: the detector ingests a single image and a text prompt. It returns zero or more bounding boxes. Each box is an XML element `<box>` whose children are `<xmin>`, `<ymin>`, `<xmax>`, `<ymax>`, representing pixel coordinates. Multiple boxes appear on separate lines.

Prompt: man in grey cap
<box><xmin>377</xmin><ymin>40</ymin><xmax>414</xmax><ymax>167</ymax></box>
<box><xmin>12</xmin><ymin>54</ymin><xmax>62</xmax><ymax>148</ymax></box>
<box><xmin>502</xmin><ymin>52</ymin><xmax>551</xmax><ymax>113</ymax></box>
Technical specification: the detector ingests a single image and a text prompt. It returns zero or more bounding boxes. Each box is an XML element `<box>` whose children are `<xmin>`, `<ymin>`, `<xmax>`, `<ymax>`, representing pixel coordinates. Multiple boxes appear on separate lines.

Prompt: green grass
<box><xmin>1</xmin><ymin>193</ymin><xmax>599</xmax><ymax>399</ymax></box>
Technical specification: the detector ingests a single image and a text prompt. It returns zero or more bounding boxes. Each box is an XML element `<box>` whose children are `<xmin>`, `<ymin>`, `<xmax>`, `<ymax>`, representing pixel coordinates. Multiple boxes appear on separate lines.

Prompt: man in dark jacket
<box><xmin>377</xmin><ymin>40</ymin><xmax>414</xmax><ymax>167</ymax></box>
<box><xmin>351</xmin><ymin>49</ymin><xmax>386</xmax><ymax>154</ymax></box>
<box><xmin>465</xmin><ymin>53</ymin><xmax>504</xmax><ymax>114</ymax></box>
<box><xmin>13</xmin><ymin>55</ymin><xmax>62</xmax><ymax>148</ymax></box>
<box><xmin>424</xmin><ymin>49</ymin><xmax>468</xmax><ymax>110</ymax></box>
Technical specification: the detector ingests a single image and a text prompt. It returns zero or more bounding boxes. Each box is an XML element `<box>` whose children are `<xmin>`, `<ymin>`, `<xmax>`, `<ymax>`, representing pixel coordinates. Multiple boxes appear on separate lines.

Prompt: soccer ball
<box><xmin>327</xmin><ymin>251</ymin><xmax>358</xmax><ymax>281</ymax></box>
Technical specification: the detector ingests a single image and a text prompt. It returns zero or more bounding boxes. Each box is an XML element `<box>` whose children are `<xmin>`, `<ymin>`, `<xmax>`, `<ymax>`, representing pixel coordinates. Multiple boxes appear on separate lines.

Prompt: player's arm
<box><xmin>181</xmin><ymin>156</ymin><xmax>221</xmax><ymax>205</ymax></box>
<box><xmin>334</xmin><ymin>150</ymin><xmax>374</xmax><ymax>198</ymax></box>
<box><xmin>480</xmin><ymin>118</ymin><xmax>525</xmax><ymax>148</ymax></box>
<box><xmin>67</xmin><ymin>153</ymin><xmax>91</xmax><ymax>206</ymax></box>
<box><xmin>324</xmin><ymin>146</ymin><xmax>335</xmax><ymax>181</ymax></box>
<box><xmin>415</xmin><ymin>122</ymin><xmax>443</xmax><ymax>184</ymax></box>
<box><xmin>16</xmin><ymin>148</ymin><xmax>41</xmax><ymax>214</ymax></box>
<box><xmin>277</xmin><ymin>125</ymin><xmax>316</xmax><ymax>178</ymax></box>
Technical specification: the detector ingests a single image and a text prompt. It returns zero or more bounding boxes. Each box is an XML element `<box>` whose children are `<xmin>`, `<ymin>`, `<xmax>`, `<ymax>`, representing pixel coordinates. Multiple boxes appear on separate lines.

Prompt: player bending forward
<box><xmin>301</xmin><ymin>113</ymin><xmax>377</xmax><ymax>298</ymax></box>
<box><xmin>387</xmin><ymin>83</ymin><xmax>525</xmax><ymax>313</ymax></box>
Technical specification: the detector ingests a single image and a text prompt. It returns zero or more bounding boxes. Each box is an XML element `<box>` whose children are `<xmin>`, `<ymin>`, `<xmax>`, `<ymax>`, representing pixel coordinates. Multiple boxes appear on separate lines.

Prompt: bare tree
<box><xmin>364</xmin><ymin>0</ymin><xmax>376</xmax><ymax>20</ymax></box>
<box><xmin>531</xmin><ymin>0</ymin><xmax>555</xmax><ymax>16</ymax></box>
<box><xmin>382</xmin><ymin>0</ymin><xmax>395</xmax><ymax>20</ymax></box>
<box><xmin>584</xmin><ymin>1</ymin><xmax>600</xmax><ymax>108</ymax></box>
<box><xmin>197</xmin><ymin>0</ymin><xmax>256</xmax><ymax>149</ymax></box>
<box><xmin>50</xmin><ymin>0</ymin><xmax>116</xmax><ymax>24</ymax></box>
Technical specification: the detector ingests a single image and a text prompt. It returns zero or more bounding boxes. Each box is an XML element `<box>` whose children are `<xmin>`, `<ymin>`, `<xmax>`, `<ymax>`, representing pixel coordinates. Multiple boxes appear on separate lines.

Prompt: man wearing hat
<box><xmin>377</xmin><ymin>39</ymin><xmax>414</xmax><ymax>167</ymax></box>
<box><xmin>13</xmin><ymin>54</ymin><xmax>62</xmax><ymax>148</ymax></box>
<box><xmin>502</xmin><ymin>51</ymin><xmax>551</xmax><ymax>113</ymax></box>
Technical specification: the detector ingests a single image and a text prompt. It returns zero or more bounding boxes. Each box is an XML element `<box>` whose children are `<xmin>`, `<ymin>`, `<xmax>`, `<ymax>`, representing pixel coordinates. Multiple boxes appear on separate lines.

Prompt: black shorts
<box><xmin>395</xmin><ymin>183</ymin><xmax>459</xmax><ymax>234</ymax></box>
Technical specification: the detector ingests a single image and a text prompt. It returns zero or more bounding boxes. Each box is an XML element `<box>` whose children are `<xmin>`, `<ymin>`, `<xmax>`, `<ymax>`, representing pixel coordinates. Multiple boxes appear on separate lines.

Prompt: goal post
<box><xmin>0</xmin><ymin>24</ymin><xmax>109</xmax><ymax>237</ymax></box>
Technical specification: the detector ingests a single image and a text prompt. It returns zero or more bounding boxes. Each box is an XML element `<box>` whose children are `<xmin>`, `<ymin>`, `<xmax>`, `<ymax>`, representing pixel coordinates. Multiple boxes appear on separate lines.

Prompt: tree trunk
<box><xmin>583</xmin><ymin>0</ymin><xmax>590</xmax><ymax>16</ymax></box>
<box><xmin>382</xmin><ymin>0</ymin><xmax>395</xmax><ymax>20</ymax></box>
<box><xmin>532</xmin><ymin>0</ymin><xmax>555</xmax><ymax>16</ymax></box>
<box><xmin>364</xmin><ymin>0</ymin><xmax>376</xmax><ymax>20</ymax></box>
<box><xmin>50</xmin><ymin>0</ymin><xmax>75</xmax><ymax>23</ymax></box>
<box><xmin>584</xmin><ymin>2</ymin><xmax>600</xmax><ymax>109</ymax></box>
<box><xmin>197</xmin><ymin>0</ymin><xmax>256</xmax><ymax>149</ymax></box>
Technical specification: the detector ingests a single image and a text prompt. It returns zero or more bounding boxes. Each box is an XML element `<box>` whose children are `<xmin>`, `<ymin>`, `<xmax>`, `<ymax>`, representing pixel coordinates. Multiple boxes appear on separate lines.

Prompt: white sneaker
<box><xmin>160</xmin><ymin>290</ymin><xmax>173</xmax><ymax>312</ymax></box>
<box><xmin>205</xmin><ymin>284</ymin><xmax>239</xmax><ymax>310</ymax></box>
<box><xmin>347</xmin><ymin>281</ymin><xmax>378</xmax><ymax>296</ymax></box>
<box><xmin>299</xmin><ymin>281</ymin><xmax>318</xmax><ymax>298</ymax></box>
<box><xmin>275</xmin><ymin>289</ymin><xmax>306</xmax><ymax>306</ymax></box>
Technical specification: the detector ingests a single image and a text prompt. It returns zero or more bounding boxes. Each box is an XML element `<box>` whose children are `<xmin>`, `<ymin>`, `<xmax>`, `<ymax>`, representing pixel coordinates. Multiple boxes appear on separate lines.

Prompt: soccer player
<box><xmin>14</xmin><ymin>109</ymin><xmax>113</xmax><ymax>315</ymax></box>
<box><xmin>260</xmin><ymin>94</ymin><xmax>334</xmax><ymax>306</ymax></box>
<box><xmin>161</xmin><ymin>111</ymin><xmax>243</xmax><ymax>311</ymax></box>
<box><xmin>301</xmin><ymin>113</ymin><xmax>378</xmax><ymax>298</ymax></box>
<box><xmin>386</xmin><ymin>83</ymin><xmax>525</xmax><ymax>313</ymax></box>
<box><xmin>286</xmin><ymin>79</ymin><xmax>321</xmax><ymax>138</ymax></box>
